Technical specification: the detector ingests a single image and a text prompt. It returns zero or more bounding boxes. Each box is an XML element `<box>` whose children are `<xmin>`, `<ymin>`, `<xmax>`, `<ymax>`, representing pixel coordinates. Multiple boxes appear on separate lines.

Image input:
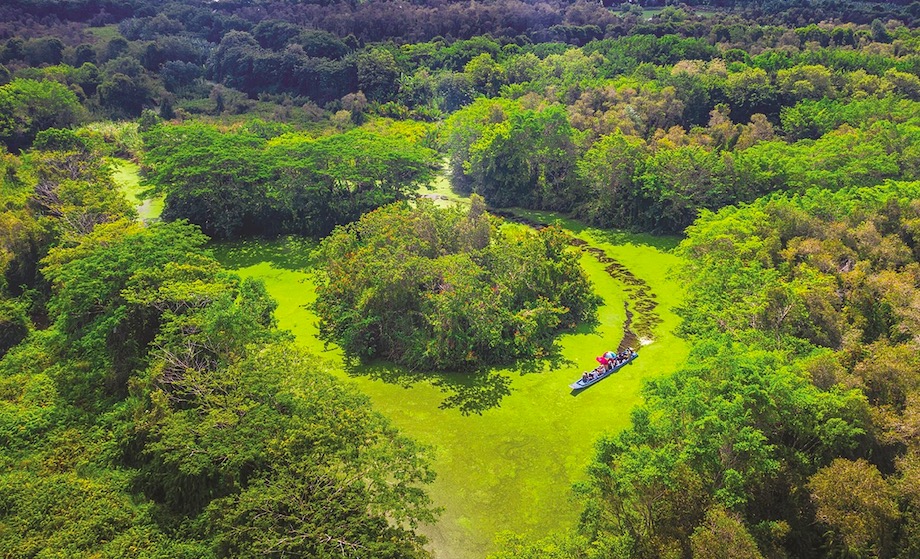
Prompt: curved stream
<box><xmin>490</xmin><ymin>210</ymin><xmax>662</xmax><ymax>351</ymax></box>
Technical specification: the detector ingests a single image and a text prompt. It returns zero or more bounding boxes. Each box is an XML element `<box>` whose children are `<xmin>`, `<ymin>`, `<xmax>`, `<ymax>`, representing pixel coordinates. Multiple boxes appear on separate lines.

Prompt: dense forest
<box><xmin>3</xmin><ymin>0</ymin><xmax>920</xmax><ymax>557</ymax></box>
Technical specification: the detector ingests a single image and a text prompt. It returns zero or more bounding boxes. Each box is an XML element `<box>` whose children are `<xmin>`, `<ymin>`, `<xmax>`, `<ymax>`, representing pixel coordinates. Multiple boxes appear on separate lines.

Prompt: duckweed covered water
<box><xmin>212</xmin><ymin>219</ymin><xmax>688</xmax><ymax>559</ymax></box>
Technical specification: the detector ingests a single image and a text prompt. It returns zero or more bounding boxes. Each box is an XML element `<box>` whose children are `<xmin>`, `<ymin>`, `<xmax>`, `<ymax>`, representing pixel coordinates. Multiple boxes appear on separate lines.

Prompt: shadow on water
<box><xmin>587</xmin><ymin>227</ymin><xmax>682</xmax><ymax>253</ymax></box>
<box><xmin>508</xmin><ymin>337</ymin><xmax>578</xmax><ymax>376</ymax></box>
<box><xmin>435</xmin><ymin>371</ymin><xmax>512</xmax><ymax>415</ymax></box>
<box><xmin>344</xmin><ymin>359</ymin><xmax>513</xmax><ymax>416</ymax></box>
<box><xmin>210</xmin><ymin>236</ymin><xmax>319</xmax><ymax>271</ymax></box>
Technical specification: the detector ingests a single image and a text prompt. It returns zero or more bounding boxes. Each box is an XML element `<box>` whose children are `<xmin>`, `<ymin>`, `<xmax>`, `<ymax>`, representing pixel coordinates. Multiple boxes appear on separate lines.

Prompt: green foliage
<box><xmin>76</xmin><ymin>121</ymin><xmax>142</xmax><ymax>159</ymax></box>
<box><xmin>190</xmin><ymin>345</ymin><xmax>436</xmax><ymax>558</ymax></box>
<box><xmin>444</xmin><ymin>99</ymin><xmax>580</xmax><ymax>209</ymax></box>
<box><xmin>577</xmin><ymin>182</ymin><xmax>920</xmax><ymax>558</ymax></box>
<box><xmin>0</xmin><ymin>298</ymin><xmax>28</xmax><ymax>356</ymax></box>
<box><xmin>315</xmin><ymin>197</ymin><xmax>598</xmax><ymax>370</ymax></box>
<box><xmin>20</xmin><ymin>147</ymin><xmax>135</xmax><ymax>238</ymax></box>
<box><xmin>808</xmin><ymin>458</ymin><xmax>900</xmax><ymax>557</ymax></box>
<box><xmin>40</xmin><ymin>220</ymin><xmax>215</xmax><ymax>404</ymax></box>
<box><xmin>32</xmin><ymin>128</ymin><xmax>92</xmax><ymax>153</ymax></box>
<box><xmin>143</xmin><ymin>121</ymin><xmax>437</xmax><ymax>239</ymax></box>
<box><xmin>0</xmin><ymin>215</ymin><xmax>437</xmax><ymax>557</ymax></box>
<box><xmin>582</xmin><ymin>341</ymin><xmax>867</xmax><ymax>558</ymax></box>
<box><xmin>690</xmin><ymin>506</ymin><xmax>764</xmax><ymax>559</ymax></box>
<box><xmin>0</xmin><ymin>79</ymin><xmax>84</xmax><ymax>152</ymax></box>
<box><xmin>488</xmin><ymin>530</ymin><xmax>590</xmax><ymax>559</ymax></box>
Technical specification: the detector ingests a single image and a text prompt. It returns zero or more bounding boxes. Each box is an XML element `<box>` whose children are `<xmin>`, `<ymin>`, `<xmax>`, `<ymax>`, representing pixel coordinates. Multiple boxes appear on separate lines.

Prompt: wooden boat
<box><xmin>570</xmin><ymin>351</ymin><xmax>638</xmax><ymax>390</ymax></box>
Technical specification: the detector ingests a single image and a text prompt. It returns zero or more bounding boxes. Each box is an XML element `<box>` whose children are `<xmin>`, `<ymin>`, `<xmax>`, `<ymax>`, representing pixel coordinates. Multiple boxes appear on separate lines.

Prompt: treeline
<box><xmin>2</xmin><ymin>0</ymin><xmax>918</xmax><ymax>139</ymax></box>
<box><xmin>441</xmin><ymin>39</ymin><xmax>920</xmax><ymax>232</ymax></box>
<box><xmin>494</xmin><ymin>181</ymin><xmax>920</xmax><ymax>558</ymax></box>
<box><xmin>3</xmin><ymin>0</ymin><xmax>918</xmax><ymax>44</ymax></box>
<box><xmin>0</xmin><ymin>138</ymin><xmax>437</xmax><ymax>557</ymax></box>
<box><xmin>140</xmin><ymin>118</ymin><xmax>437</xmax><ymax>239</ymax></box>
<box><xmin>314</xmin><ymin>197</ymin><xmax>599</xmax><ymax>370</ymax></box>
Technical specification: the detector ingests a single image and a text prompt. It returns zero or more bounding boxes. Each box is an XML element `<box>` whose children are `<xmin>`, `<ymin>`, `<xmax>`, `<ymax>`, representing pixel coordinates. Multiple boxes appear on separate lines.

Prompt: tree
<box><xmin>356</xmin><ymin>48</ymin><xmax>400</xmax><ymax>102</ymax></box>
<box><xmin>23</xmin><ymin>37</ymin><xmax>64</xmax><ymax>66</ymax></box>
<box><xmin>40</xmin><ymin>220</ymin><xmax>213</xmax><ymax>404</ymax></box>
<box><xmin>808</xmin><ymin>459</ymin><xmax>900</xmax><ymax>558</ymax></box>
<box><xmin>144</xmin><ymin>122</ymin><xmax>436</xmax><ymax>239</ymax></box>
<box><xmin>465</xmin><ymin>53</ymin><xmax>505</xmax><ymax>97</ymax></box>
<box><xmin>2</xmin><ymin>215</ymin><xmax>438</xmax><ymax>557</ymax></box>
<box><xmin>142</xmin><ymin>123</ymin><xmax>269</xmax><ymax>239</ymax></box>
<box><xmin>98</xmin><ymin>73</ymin><xmax>152</xmax><ymax>117</ymax></box>
<box><xmin>0</xmin><ymin>79</ymin><xmax>84</xmax><ymax>151</ymax></box>
<box><xmin>690</xmin><ymin>506</ymin><xmax>765</xmax><ymax>559</ymax></box>
<box><xmin>724</xmin><ymin>66</ymin><xmax>777</xmax><ymax>122</ymax></box>
<box><xmin>777</xmin><ymin>64</ymin><xmax>834</xmax><ymax>103</ymax></box>
<box><xmin>576</xmin><ymin>130</ymin><xmax>647</xmax><ymax>226</ymax></box>
<box><xmin>314</xmin><ymin>199</ymin><xmax>598</xmax><ymax>370</ymax></box>
<box><xmin>189</xmin><ymin>345</ymin><xmax>437</xmax><ymax>558</ymax></box>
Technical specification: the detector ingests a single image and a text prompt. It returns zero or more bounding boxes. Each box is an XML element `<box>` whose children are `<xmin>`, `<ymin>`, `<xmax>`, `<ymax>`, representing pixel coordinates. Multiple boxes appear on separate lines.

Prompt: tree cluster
<box><xmin>0</xmin><ymin>0</ymin><xmax>916</xmax><ymax>150</ymax></box>
<box><xmin>141</xmin><ymin>119</ymin><xmax>438</xmax><ymax>239</ymax></box>
<box><xmin>0</xmin><ymin>141</ymin><xmax>438</xmax><ymax>557</ymax></box>
<box><xmin>442</xmin><ymin>33</ymin><xmax>920</xmax><ymax>232</ymax></box>
<box><xmin>314</xmin><ymin>196</ymin><xmax>599</xmax><ymax>370</ymax></box>
<box><xmin>562</xmin><ymin>182</ymin><xmax>920</xmax><ymax>559</ymax></box>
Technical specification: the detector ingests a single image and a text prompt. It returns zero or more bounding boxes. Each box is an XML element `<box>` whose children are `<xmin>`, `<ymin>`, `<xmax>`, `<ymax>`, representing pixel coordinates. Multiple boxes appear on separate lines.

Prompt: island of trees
<box><xmin>2</xmin><ymin>0</ymin><xmax>920</xmax><ymax>557</ymax></box>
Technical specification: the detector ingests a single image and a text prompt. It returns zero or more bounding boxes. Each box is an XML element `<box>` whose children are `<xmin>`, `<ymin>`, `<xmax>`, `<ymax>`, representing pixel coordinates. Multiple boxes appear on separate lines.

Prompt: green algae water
<box><xmin>211</xmin><ymin>219</ymin><xmax>688</xmax><ymax>559</ymax></box>
<box><xmin>109</xmin><ymin>157</ymin><xmax>164</xmax><ymax>223</ymax></box>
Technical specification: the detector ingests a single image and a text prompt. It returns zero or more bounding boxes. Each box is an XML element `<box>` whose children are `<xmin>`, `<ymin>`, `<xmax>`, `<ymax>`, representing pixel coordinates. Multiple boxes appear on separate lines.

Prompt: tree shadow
<box><xmin>432</xmin><ymin>371</ymin><xmax>512</xmax><ymax>415</ymax></box>
<box><xmin>586</xmin><ymin>227</ymin><xmax>682</xmax><ymax>253</ymax></box>
<box><xmin>210</xmin><ymin>235</ymin><xmax>319</xmax><ymax>271</ymax></box>
<box><xmin>346</xmin><ymin>359</ymin><xmax>514</xmax><ymax>415</ymax></box>
<box><xmin>508</xmin><ymin>337</ymin><xmax>578</xmax><ymax>376</ymax></box>
<box><xmin>344</xmin><ymin>359</ymin><xmax>513</xmax><ymax>415</ymax></box>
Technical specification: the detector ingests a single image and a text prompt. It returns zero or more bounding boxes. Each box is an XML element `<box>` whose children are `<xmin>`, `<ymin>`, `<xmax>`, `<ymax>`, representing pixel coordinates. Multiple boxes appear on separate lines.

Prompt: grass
<box><xmin>108</xmin><ymin>158</ymin><xmax>164</xmax><ymax>222</ymax></box>
<box><xmin>85</xmin><ymin>25</ymin><xmax>122</xmax><ymax>42</ymax></box>
<box><xmin>212</xmin><ymin>210</ymin><xmax>689</xmax><ymax>558</ymax></box>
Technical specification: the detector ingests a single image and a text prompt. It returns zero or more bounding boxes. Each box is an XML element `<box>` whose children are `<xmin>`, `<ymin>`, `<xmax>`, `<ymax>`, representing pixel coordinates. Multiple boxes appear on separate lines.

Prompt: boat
<box><xmin>570</xmin><ymin>350</ymin><xmax>638</xmax><ymax>390</ymax></box>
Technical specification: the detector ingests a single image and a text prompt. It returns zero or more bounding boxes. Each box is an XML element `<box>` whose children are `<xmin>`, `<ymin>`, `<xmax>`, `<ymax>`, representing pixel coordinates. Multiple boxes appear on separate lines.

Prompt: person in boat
<box><xmin>582</xmin><ymin>371</ymin><xmax>590</xmax><ymax>382</ymax></box>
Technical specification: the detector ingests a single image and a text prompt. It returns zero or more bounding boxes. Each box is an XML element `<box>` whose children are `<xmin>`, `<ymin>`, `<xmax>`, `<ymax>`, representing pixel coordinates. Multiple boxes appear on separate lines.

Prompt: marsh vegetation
<box><xmin>3</xmin><ymin>1</ymin><xmax>920</xmax><ymax>558</ymax></box>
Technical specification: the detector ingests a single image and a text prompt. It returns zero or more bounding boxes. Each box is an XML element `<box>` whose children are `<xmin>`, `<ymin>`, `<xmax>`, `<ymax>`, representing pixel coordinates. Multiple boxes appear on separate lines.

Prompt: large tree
<box><xmin>0</xmin><ymin>79</ymin><xmax>84</xmax><ymax>152</ymax></box>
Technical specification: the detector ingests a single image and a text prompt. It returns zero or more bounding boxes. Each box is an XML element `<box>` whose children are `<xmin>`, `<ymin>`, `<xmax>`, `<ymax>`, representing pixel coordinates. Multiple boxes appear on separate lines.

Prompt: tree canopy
<box><xmin>315</xmin><ymin>196</ymin><xmax>599</xmax><ymax>370</ymax></box>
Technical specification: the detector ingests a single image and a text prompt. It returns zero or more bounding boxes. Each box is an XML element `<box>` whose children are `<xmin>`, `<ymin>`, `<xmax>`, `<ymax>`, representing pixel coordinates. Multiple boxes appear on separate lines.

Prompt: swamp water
<box><xmin>212</xmin><ymin>221</ymin><xmax>688</xmax><ymax>559</ymax></box>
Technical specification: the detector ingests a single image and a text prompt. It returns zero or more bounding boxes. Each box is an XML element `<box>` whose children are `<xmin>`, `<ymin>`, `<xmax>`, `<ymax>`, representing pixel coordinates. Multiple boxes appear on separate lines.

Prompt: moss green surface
<box><xmin>85</xmin><ymin>25</ymin><xmax>123</xmax><ymax>41</ymax></box>
<box><xmin>212</xmin><ymin>216</ymin><xmax>688</xmax><ymax>559</ymax></box>
<box><xmin>108</xmin><ymin>158</ymin><xmax>164</xmax><ymax>222</ymax></box>
<box><xmin>418</xmin><ymin>172</ymin><xmax>468</xmax><ymax>207</ymax></box>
